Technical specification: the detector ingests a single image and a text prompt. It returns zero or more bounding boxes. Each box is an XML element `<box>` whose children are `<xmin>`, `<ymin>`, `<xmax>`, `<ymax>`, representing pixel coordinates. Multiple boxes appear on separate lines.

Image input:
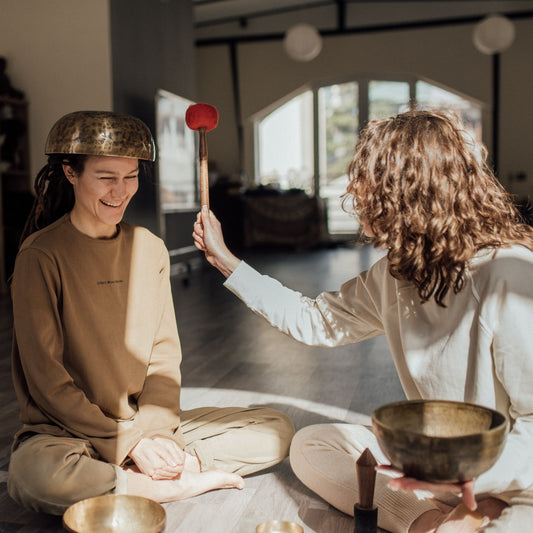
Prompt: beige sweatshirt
<box><xmin>11</xmin><ymin>214</ymin><xmax>184</xmax><ymax>465</ymax></box>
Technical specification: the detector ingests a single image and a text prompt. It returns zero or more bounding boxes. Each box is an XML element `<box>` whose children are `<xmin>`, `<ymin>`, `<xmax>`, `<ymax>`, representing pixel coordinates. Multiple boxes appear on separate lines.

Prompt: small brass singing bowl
<box><xmin>63</xmin><ymin>494</ymin><xmax>166</xmax><ymax>533</ymax></box>
<box><xmin>256</xmin><ymin>520</ymin><xmax>304</xmax><ymax>533</ymax></box>
<box><xmin>372</xmin><ymin>399</ymin><xmax>508</xmax><ymax>483</ymax></box>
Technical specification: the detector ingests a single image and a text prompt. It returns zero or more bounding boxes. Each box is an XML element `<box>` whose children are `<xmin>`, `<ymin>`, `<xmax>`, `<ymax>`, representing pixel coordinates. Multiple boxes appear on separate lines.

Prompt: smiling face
<box><xmin>64</xmin><ymin>155</ymin><xmax>139</xmax><ymax>239</ymax></box>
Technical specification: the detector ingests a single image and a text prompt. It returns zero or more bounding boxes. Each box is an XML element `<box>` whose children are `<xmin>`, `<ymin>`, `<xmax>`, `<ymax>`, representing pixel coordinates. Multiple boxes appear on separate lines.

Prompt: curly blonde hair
<box><xmin>345</xmin><ymin>109</ymin><xmax>533</xmax><ymax>306</ymax></box>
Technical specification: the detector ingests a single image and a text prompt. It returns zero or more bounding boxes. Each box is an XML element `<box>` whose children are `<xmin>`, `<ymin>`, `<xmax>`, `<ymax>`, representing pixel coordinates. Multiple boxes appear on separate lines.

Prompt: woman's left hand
<box><xmin>129</xmin><ymin>436</ymin><xmax>187</xmax><ymax>480</ymax></box>
<box><xmin>378</xmin><ymin>465</ymin><xmax>477</xmax><ymax>511</ymax></box>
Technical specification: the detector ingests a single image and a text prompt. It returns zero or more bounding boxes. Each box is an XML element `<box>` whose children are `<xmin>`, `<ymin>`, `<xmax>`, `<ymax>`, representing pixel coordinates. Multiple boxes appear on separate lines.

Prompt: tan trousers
<box><xmin>8</xmin><ymin>406</ymin><xmax>294</xmax><ymax>515</ymax></box>
<box><xmin>289</xmin><ymin>423</ymin><xmax>533</xmax><ymax>533</ymax></box>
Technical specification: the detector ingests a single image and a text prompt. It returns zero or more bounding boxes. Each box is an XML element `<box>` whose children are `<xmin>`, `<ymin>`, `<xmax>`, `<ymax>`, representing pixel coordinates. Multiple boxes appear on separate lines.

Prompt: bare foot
<box><xmin>435</xmin><ymin>504</ymin><xmax>488</xmax><ymax>533</ymax></box>
<box><xmin>476</xmin><ymin>498</ymin><xmax>508</xmax><ymax>521</ymax></box>
<box><xmin>126</xmin><ymin>467</ymin><xmax>244</xmax><ymax>503</ymax></box>
<box><xmin>410</xmin><ymin>504</ymin><xmax>487</xmax><ymax>533</ymax></box>
<box><xmin>162</xmin><ymin>469</ymin><xmax>245</xmax><ymax>501</ymax></box>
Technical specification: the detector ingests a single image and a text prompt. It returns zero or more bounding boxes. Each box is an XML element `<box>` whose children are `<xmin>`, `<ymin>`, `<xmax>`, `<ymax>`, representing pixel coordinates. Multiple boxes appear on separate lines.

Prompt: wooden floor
<box><xmin>0</xmin><ymin>243</ymin><xmax>405</xmax><ymax>533</ymax></box>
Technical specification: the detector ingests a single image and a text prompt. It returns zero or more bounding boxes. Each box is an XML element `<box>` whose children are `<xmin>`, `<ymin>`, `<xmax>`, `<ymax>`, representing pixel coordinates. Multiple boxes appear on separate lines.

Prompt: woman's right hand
<box><xmin>129</xmin><ymin>437</ymin><xmax>186</xmax><ymax>480</ymax></box>
<box><xmin>193</xmin><ymin>206</ymin><xmax>241</xmax><ymax>278</ymax></box>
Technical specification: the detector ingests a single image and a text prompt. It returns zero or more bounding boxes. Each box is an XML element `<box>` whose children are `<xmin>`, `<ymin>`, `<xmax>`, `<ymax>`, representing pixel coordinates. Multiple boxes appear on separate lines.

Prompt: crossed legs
<box><xmin>8</xmin><ymin>406</ymin><xmax>294</xmax><ymax>515</ymax></box>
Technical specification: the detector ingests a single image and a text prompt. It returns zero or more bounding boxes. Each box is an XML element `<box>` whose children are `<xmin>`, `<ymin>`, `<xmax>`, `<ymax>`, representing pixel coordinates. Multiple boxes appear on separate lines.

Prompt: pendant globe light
<box><xmin>472</xmin><ymin>14</ymin><xmax>516</xmax><ymax>55</ymax></box>
<box><xmin>283</xmin><ymin>23</ymin><xmax>323</xmax><ymax>62</ymax></box>
<box><xmin>472</xmin><ymin>14</ymin><xmax>516</xmax><ymax>177</ymax></box>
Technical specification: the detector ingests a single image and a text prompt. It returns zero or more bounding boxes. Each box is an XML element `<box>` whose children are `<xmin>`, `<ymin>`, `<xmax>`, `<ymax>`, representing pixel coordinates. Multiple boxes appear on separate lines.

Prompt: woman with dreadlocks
<box><xmin>193</xmin><ymin>110</ymin><xmax>533</xmax><ymax>532</ymax></box>
<box><xmin>7</xmin><ymin>111</ymin><xmax>294</xmax><ymax>515</ymax></box>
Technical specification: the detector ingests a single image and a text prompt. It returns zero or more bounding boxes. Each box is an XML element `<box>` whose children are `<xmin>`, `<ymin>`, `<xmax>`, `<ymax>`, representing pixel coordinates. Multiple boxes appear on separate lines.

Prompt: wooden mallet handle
<box><xmin>198</xmin><ymin>127</ymin><xmax>209</xmax><ymax>208</ymax></box>
<box><xmin>185</xmin><ymin>103</ymin><xmax>219</xmax><ymax>209</ymax></box>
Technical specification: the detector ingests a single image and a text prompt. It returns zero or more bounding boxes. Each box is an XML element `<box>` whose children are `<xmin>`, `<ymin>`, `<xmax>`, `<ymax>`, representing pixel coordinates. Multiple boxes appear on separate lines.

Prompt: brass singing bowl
<box><xmin>372</xmin><ymin>400</ymin><xmax>508</xmax><ymax>483</ymax></box>
<box><xmin>63</xmin><ymin>494</ymin><xmax>166</xmax><ymax>533</ymax></box>
<box><xmin>256</xmin><ymin>521</ymin><xmax>304</xmax><ymax>533</ymax></box>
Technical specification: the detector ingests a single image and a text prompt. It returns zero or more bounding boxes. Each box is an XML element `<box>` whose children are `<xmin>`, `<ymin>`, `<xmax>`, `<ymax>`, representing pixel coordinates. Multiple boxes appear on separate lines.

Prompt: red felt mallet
<box><xmin>185</xmin><ymin>103</ymin><xmax>219</xmax><ymax>209</ymax></box>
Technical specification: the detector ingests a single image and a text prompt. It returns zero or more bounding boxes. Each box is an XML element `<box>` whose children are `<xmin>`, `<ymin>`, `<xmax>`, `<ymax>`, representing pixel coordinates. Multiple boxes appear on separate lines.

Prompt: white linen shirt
<box><xmin>224</xmin><ymin>246</ymin><xmax>533</xmax><ymax>496</ymax></box>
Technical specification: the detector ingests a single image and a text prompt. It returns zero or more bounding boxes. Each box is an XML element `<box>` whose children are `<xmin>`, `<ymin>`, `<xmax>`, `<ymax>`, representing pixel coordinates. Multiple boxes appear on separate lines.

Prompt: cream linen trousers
<box><xmin>289</xmin><ymin>423</ymin><xmax>533</xmax><ymax>533</ymax></box>
<box><xmin>8</xmin><ymin>406</ymin><xmax>294</xmax><ymax>515</ymax></box>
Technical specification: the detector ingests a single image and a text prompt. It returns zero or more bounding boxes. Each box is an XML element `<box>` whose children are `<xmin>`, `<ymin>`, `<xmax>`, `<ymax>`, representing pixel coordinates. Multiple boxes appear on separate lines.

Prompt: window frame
<box><xmin>251</xmin><ymin>73</ymin><xmax>486</xmax><ymax>235</ymax></box>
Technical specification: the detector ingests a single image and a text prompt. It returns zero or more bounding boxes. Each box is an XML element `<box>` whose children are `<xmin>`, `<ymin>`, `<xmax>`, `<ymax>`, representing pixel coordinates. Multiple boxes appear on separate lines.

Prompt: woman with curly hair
<box><xmin>193</xmin><ymin>109</ymin><xmax>533</xmax><ymax>532</ymax></box>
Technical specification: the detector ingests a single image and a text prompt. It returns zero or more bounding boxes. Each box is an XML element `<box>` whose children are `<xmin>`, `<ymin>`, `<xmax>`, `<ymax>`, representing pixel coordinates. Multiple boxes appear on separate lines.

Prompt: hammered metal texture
<box><xmin>45</xmin><ymin>111</ymin><xmax>155</xmax><ymax>161</ymax></box>
<box><xmin>372</xmin><ymin>400</ymin><xmax>508</xmax><ymax>483</ymax></box>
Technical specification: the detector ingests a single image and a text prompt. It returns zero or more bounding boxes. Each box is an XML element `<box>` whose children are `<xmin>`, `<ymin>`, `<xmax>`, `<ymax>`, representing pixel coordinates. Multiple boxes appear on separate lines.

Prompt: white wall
<box><xmin>196</xmin><ymin>18</ymin><xmax>533</xmax><ymax>197</ymax></box>
<box><xmin>0</xmin><ymin>0</ymin><xmax>112</xmax><ymax>179</ymax></box>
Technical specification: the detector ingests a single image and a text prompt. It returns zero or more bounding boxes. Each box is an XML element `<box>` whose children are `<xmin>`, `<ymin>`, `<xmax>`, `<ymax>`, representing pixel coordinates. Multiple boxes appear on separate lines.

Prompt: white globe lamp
<box><xmin>473</xmin><ymin>14</ymin><xmax>516</xmax><ymax>55</ymax></box>
<box><xmin>283</xmin><ymin>23</ymin><xmax>323</xmax><ymax>62</ymax></box>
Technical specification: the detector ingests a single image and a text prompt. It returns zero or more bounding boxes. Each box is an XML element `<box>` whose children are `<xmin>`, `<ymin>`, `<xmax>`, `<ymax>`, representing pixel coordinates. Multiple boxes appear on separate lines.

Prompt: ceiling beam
<box><xmin>196</xmin><ymin>8</ymin><xmax>533</xmax><ymax>46</ymax></box>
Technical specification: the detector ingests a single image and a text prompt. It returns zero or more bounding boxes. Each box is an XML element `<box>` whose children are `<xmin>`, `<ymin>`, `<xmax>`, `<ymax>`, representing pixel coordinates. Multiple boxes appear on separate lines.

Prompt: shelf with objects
<box><xmin>0</xmin><ymin>59</ymin><xmax>33</xmax><ymax>294</ymax></box>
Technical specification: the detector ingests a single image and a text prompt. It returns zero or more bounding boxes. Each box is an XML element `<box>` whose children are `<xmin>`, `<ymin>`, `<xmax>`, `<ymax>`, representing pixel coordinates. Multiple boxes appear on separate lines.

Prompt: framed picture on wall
<box><xmin>155</xmin><ymin>89</ymin><xmax>198</xmax><ymax>212</ymax></box>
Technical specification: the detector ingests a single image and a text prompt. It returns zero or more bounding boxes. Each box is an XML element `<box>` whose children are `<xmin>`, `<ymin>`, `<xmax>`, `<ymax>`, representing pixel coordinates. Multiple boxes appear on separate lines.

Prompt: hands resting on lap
<box><xmin>129</xmin><ymin>437</ymin><xmax>193</xmax><ymax>480</ymax></box>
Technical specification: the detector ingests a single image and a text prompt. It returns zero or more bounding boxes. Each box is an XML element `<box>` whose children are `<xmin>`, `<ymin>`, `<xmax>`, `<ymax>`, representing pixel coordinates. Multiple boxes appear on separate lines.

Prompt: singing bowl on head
<box><xmin>372</xmin><ymin>400</ymin><xmax>508</xmax><ymax>483</ymax></box>
<box><xmin>63</xmin><ymin>494</ymin><xmax>166</xmax><ymax>533</ymax></box>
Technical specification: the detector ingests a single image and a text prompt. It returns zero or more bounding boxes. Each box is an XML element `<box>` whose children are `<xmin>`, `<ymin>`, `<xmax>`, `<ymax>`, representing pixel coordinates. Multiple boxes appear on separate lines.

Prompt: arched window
<box><xmin>256</xmin><ymin>91</ymin><xmax>314</xmax><ymax>193</ymax></box>
<box><xmin>254</xmin><ymin>76</ymin><xmax>484</xmax><ymax>235</ymax></box>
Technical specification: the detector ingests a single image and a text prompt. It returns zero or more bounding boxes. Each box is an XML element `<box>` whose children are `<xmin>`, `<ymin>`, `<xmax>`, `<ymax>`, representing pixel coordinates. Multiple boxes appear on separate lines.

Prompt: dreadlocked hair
<box><xmin>344</xmin><ymin>109</ymin><xmax>533</xmax><ymax>307</ymax></box>
<box><xmin>19</xmin><ymin>154</ymin><xmax>86</xmax><ymax>246</ymax></box>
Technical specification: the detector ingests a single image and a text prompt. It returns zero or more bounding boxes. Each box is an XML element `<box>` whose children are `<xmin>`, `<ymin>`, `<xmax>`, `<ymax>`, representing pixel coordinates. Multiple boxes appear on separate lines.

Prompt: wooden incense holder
<box><xmin>354</xmin><ymin>448</ymin><xmax>378</xmax><ymax>532</ymax></box>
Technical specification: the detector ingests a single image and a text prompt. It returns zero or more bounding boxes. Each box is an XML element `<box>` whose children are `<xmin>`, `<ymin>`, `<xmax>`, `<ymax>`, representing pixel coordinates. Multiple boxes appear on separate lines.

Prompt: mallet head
<box><xmin>185</xmin><ymin>103</ymin><xmax>219</xmax><ymax>132</ymax></box>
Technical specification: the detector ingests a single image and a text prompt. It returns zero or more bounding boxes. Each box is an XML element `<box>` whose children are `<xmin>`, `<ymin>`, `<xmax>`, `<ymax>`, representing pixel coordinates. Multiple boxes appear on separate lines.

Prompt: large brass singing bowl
<box><xmin>372</xmin><ymin>400</ymin><xmax>508</xmax><ymax>483</ymax></box>
<box><xmin>63</xmin><ymin>494</ymin><xmax>166</xmax><ymax>533</ymax></box>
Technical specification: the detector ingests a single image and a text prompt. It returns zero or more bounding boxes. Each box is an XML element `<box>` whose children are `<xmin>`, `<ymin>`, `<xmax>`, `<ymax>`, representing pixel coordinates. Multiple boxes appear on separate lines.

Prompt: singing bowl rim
<box><xmin>371</xmin><ymin>399</ymin><xmax>508</xmax><ymax>482</ymax></box>
<box><xmin>372</xmin><ymin>399</ymin><xmax>508</xmax><ymax>438</ymax></box>
<box><xmin>62</xmin><ymin>494</ymin><xmax>166</xmax><ymax>533</ymax></box>
<box><xmin>255</xmin><ymin>520</ymin><xmax>304</xmax><ymax>533</ymax></box>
